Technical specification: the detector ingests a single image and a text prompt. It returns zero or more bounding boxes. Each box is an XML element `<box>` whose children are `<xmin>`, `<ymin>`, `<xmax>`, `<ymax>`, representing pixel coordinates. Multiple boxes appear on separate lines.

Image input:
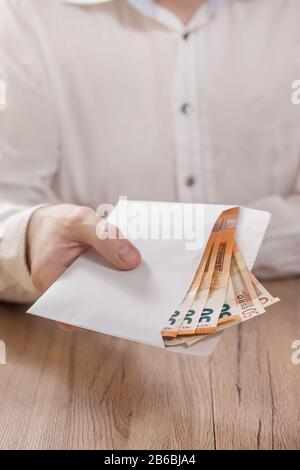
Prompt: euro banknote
<box><xmin>162</xmin><ymin>207</ymin><xmax>280</xmax><ymax>348</ymax></box>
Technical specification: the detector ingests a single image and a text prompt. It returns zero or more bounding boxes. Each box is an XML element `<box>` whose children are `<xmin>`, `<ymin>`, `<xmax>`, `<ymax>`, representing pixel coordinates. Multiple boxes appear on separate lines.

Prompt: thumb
<box><xmin>70</xmin><ymin>209</ymin><xmax>142</xmax><ymax>270</ymax></box>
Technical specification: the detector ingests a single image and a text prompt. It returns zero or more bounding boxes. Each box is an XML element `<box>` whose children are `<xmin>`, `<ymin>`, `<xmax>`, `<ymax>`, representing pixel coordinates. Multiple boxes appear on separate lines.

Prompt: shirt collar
<box><xmin>63</xmin><ymin>0</ymin><xmax>225</xmax><ymax>32</ymax></box>
<box><xmin>63</xmin><ymin>0</ymin><xmax>111</xmax><ymax>4</ymax></box>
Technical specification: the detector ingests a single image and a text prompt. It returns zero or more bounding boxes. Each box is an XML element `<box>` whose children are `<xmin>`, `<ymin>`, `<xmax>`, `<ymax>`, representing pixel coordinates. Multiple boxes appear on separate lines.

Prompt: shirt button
<box><xmin>186</xmin><ymin>176</ymin><xmax>195</xmax><ymax>187</ymax></box>
<box><xmin>181</xmin><ymin>103</ymin><xmax>193</xmax><ymax>115</ymax></box>
<box><xmin>183</xmin><ymin>32</ymin><xmax>190</xmax><ymax>40</ymax></box>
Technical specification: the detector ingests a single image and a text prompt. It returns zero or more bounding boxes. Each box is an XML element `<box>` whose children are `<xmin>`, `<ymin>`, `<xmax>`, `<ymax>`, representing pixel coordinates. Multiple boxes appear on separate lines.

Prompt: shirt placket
<box><xmin>172</xmin><ymin>30</ymin><xmax>202</xmax><ymax>203</ymax></box>
<box><xmin>172</xmin><ymin>7</ymin><xmax>215</xmax><ymax>204</ymax></box>
<box><xmin>127</xmin><ymin>0</ymin><xmax>217</xmax><ymax>203</ymax></box>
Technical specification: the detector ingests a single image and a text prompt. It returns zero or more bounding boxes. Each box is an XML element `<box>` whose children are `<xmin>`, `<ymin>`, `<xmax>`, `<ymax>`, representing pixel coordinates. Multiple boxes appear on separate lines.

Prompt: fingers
<box><xmin>71</xmin><ymin>208</ymin><xmax>142</xmax><ymax>270</ymax></box>
<box><xmin>94</xmin><ymin>221</ymin><xmax>142</xmax><ymax>270</ymax></box>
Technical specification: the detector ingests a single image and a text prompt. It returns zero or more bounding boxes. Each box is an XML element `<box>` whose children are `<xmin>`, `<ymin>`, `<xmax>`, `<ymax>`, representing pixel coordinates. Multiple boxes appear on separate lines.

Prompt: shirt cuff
<box><xmin>0</xmin><ymin>204</ymin><xmax>46</xmax><ymax>303</ymax></box>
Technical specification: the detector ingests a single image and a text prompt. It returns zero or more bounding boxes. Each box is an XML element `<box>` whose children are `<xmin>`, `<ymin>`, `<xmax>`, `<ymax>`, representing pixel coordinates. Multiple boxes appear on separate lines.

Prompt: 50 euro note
<box><xmin>161</xmin><ymin>207</ymin><xmax>239</xmax><ymax>338</ymax></box>
<box><xmin>194</xmin><ymin>236</ymin><xmax>235</xmax><ymax>334</ymax></box>
<box><xmin>175</xmin><ymin>234</ymin><xmax>220</xmax><ymax>335</ymax></box>
<box><xmin>178</xmin><ymin>207</ymin><xmax>240</xmax><ymax>336</ymax></box>
<box><xmin>218</xmin><ymin>277</ymin><xmax>241</xmax><ymax>325</ymax></box>
<box><xmin>231</xmin><ymin>243</ymin><xmax>265</xmax><ymax>320</ymax></box>
<box><xmin>170</xmin><ymin>247</ymin><xmax>267</xmax><ymax>348</ymax></box>
<box><xmin>164</xmin><ymin>277</ymin><xmax>242</xmax><ymax>347</ymax></box>
<box><xmin>184</xmin><ymin>272</ymin><xmax>266</xmax><ymax>348</ymax></box>
<box><xmin>161</xmin><ymin>231</ymin><xmax>216</xmax><ymax>337</ymax></box>
<box><xmin>164</xmin><ymin>244</ymin><xmax>281</xmax><ymax>348</ymax></box>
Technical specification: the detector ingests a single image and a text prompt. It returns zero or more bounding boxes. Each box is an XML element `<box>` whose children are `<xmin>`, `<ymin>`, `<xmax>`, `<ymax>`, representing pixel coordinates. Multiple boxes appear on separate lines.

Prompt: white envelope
<box><xmin>28</xmin><ymin>201</ymin><xmax>271</xmax><ymax>356</ymax></box>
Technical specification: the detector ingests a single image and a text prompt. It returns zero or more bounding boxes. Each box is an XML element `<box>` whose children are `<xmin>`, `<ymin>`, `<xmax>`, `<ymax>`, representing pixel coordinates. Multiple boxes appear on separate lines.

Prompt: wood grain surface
<box><xmin>0</xmin><ymin>279</ymin><xmax>299</xmax><ymax>450</ymax></box>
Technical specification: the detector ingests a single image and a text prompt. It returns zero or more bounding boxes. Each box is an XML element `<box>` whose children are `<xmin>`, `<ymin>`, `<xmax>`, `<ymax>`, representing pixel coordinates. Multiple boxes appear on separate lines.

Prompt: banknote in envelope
<box><xmin>28</xmin><ymin>200</ymin><xmax>277</xmax><ymax>357</ymax></box>
<box><xmin>162</xmin><ymin>207</ymin><xmax>279</xmax><ymax>349</ymax></box>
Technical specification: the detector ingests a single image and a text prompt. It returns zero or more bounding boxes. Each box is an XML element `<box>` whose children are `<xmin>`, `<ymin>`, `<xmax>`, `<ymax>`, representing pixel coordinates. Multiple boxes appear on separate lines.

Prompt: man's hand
<box><xmin>27</xmin><ymin>204</ymin><xmax>141</xmax><ymax>329</ymax></box>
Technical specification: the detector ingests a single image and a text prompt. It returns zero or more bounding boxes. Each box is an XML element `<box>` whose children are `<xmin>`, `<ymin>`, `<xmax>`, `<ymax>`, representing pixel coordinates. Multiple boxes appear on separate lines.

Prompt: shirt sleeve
<box><xmin>249</xmin><ymin>177</ymin><xmax>300</xmax><ymax>279</ymax></box>
<box><xmin>0</xmin><ymin>0</ymin><xmax>60</xmax><ymax>303</ymax></box>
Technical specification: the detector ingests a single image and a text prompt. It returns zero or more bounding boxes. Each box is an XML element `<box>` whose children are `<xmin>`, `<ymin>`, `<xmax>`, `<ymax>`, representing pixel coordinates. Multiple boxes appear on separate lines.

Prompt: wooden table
<box><xmin>0</xmin><ymin>279</ymin><xmax>299</xmax><ymax>450</ymax></box>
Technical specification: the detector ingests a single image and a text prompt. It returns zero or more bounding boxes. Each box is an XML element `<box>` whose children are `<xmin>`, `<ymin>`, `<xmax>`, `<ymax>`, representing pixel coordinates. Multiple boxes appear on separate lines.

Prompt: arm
<box><xmin>250</xmin><ymin>181</ymin><xmax>300</xmax><ymax>279</ymax></box>
<box><xmin>0</xmin><ymin>1</ymin><xmax>141</xmax><ymax>303</ymax></box>
<box><xmin>0</xmin><ymin>0</ymin><xmax>60</xmax><ymax>302</ymax></box>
